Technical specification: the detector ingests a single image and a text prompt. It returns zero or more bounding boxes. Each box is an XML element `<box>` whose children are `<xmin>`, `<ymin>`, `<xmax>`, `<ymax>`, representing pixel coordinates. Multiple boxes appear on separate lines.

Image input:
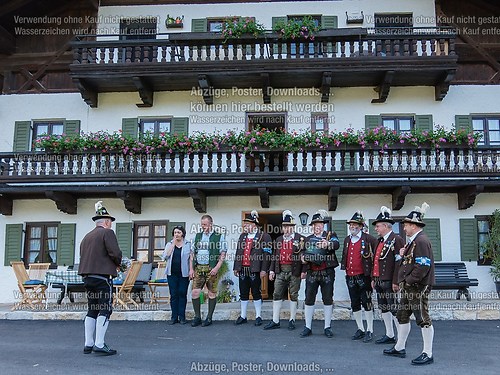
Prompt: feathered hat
<box><xmin>372</xmin><ymin>206</ymin><xmax>395</xmax><ymax>225</ymax></box>
<box><xmin>402</xmin><ymin>202</ymin><xmax>430</xmax><ymax>227</ymax></box>
<box><xmin>243</xmin><ymin>210</ymin><xmax>260</xmax><ymax>225</ymax></box>
<box><xmin>347</xmin><ymin>210</ymin><xmax>365</xmax><ymax>225</ymax></box>
<box><xmin>281</xmin><ymin>210</ymin><xmax>296</xmax><ymax>226</ymax></box>
<box><xmin>309</xmin><ymin>209</ymin><xmax>329</xmax><ymax>225</ymax></box>
<box><xmin>92</xmin><ymin>201</ymin><xmax>115</xmax><ymax>222</ymax></box>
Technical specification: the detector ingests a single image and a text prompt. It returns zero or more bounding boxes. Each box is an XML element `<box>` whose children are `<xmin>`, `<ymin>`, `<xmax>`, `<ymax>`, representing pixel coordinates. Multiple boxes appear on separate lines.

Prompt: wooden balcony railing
<box><xmin>1</xmin><ymin>145</ymin><xmax>498</xmax><ymax>183</ymax></box>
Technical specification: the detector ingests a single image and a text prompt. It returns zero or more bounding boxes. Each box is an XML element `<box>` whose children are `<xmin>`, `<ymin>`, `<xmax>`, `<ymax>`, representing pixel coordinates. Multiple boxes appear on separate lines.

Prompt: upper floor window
<box><xmin>381</xmin><ymin>116</ymin><xmax>413</xmax><ymax>134</ymax></box>
<box><xmin>120</xmin><ymin>18</ymin><xmax>157</xmax><ymax>40</ymax></box>
<box><xmin>24</xmin><ymin>222</ymin><xmax>59</xmax><ymax>267</ymax></box>
<box><xmin>374</xmin><ymin>13</ymin><xmax>413</xmax><ymax>29</ymax></box>
<box><xmin>247</xmin><ymin>112</ymin><xmax>286</xmax><ymax>132</ymax></box>
<box><xmin>208</xmin><ymin>18</ymin><xmax>227</xmax><ymax>32</ymax></box>
<box><xmin>311</xmin><ymin>113</ymin><xmax>329</xmax><ymax>133</ymax></box>
<box><xmin>140</xmin><ymin>118</ymin><xmax>171</xmax><ymax>136</ymax></box>
<box><xmin>472</xmin><ymin>117</ymin><xmax>500</xmax><ymax>147</ymax></box>
<box><xmin>33</xmin><ymin>121</ymin><xmax>64</xmax><ymax>150</ymax></box>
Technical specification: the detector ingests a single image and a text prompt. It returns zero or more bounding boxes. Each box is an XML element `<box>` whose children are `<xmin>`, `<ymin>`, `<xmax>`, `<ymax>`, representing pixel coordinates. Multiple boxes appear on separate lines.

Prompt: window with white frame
<box><xmin>381</xmin><ymin>116</ymin><xmax>413</xmax><ymax>134</ymax></box>
<box><xmin>140</xmin><ymin>118</ymin><xmax>171</xmax><ymax>136</ymax></box>
<box><xmin>472</xmin><ymin>117</ymin><xmax>500</xmax><ymax>147</ymax></box>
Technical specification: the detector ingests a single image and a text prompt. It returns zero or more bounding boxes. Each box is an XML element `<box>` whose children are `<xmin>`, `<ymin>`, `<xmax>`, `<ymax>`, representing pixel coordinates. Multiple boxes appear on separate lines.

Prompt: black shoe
<box><xmin>202</xmin><ymin>318</ymin><xmax>213</xmax><ymax>327</ymax></box>
<box><xmin>254</xmin><ymin>317</ymin><xmax>263</xmax><ymax>326</ymax></box>
<box><xmin>288</xmin><ymin>320</ymin><xmax>296</xmax><ymax>330</ymax></box>
<box><xmin>352</xmin><ymin>329</ymin><xmax>365</xmax><ymax>340</ymax></box>
<box><xmin>179</xmin><ymin>319</ymin><xmax>188</xmax><ymax>325</ymax></box>
<box><xmin>383</xmin><ymin>346</ymin><xmax>406</xmax><ymax>358</ymax></box>
<box><xmin>83</xmin><ymin>346</ymin><xmax>93</xmax><ymax>354</ymax></box>
<box><xmin>263</xmin><ymin>321</ymin><xmax>280</xmax><ymax>330</ymax></box>
<box><xmin>169</xmin><ymin>318</ymin><xmax>179</xmax><ymax>325</ymax></box>
<box><xmin>235</xmin><ymin>316</ymin><xmax>247</xmax><ymax>325</ymax></box>
<box><xmin>191</xmin><ymin>317</ymin><xmax>202</xmax><ymax>327</ymax></box>
<box><xmin>300</xmin><ymin>327</ymin><xmax>312</xmax><ymax>338</ymax></box>
<box><xmin>375</xmin><ymin>335</ymin><xmax>396</xmax><ymax>344</ymax></box>
<box><xmin>412</xmin><ymin>352</ymin><xmax>434</xmax><ymax>365</ymax></box>
<box><xmin>93</xmin><ymin>344</ymin><xmax>117</xmax><ymax>356</ymax></box>
<box><xmin>324</xmin><ymin>327</ymin><xmax>334</xmax><ymax>338</ymax></box>
<box><xmin>363</xmin><ymin>331</ymin><xmax>373</xmax><ymax>343</ymax></box>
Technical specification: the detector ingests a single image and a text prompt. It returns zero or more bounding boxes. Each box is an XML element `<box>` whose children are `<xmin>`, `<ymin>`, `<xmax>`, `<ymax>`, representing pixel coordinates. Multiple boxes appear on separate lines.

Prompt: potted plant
<box><xmin>221</xmin><ymin>17</ymin><xmax>265</xmax><ymax>42</ymax></box>
<box><xmin>483</xmin><ymin>209</ymin><xmax>500</xmax><ymax>297</ymax></box>
<box><xmin>273</xmin><ymin>15</ymin><xmax>319</xmax><ymax>40</ymax></box>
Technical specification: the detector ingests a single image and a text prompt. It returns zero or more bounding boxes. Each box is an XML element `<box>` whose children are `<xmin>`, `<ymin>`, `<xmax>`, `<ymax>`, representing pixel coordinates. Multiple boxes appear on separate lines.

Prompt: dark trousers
<box><xmin>239</xmin><ymin>270</ymin><xmax>262</xmax><ymax>301</ymax></box>
<box><xmin>397</xmin><ymin>284</ymin><xmax>432</xmax><ymax>328</ymax></box>
<box><xmin>304</xmin><ymin>268</ymin><xmax>335</xmax><ymax>306</ymax></box>
<box><xmin>167</xmin><ymin>274</ymin><xmax>190</xmax><ymax>320</ymax></box>
<box><xmin>346</xmin><ymin>275</ymin><xmax>373</xmax><ymax>312</ymax></box>
<box><xmin>84</xmin><ymin>276</ymin><xmax>113</xmax><ymax>319</ymax></box>
<box><xmin>374</xmin><ymin>279</ymin><xmax>397</xmax><ymax>314</ymax></box>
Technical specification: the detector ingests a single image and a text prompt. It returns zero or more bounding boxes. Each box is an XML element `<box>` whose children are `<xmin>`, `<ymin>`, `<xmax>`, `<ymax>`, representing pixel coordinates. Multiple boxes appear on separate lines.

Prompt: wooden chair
<box><xmin>148</xmin><ymin>261</ymin><xmax>170</xmax><ymax>305</ymax></box>
<box><xmin>10</xmin><ymin>261</ymin><xmax>49</xmax><ymax>310</ymax></box>
<box><xmin>113</xmin><ymin>260</ymin><xmax>143</xmax><ymax>309</ymax></box>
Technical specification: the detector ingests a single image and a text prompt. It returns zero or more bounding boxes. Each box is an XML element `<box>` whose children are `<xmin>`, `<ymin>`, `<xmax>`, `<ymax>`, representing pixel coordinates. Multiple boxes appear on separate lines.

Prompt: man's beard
<box><xmin>349</xmin><ymin>227</ymin><xmax>361</xmax><ymax>236</ymax></box>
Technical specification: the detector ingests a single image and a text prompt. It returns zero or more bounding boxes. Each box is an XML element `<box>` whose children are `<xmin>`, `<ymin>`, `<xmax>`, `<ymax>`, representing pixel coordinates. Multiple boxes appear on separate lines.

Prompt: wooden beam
<box><xmin>198</xmin><ymin>74</ymin><xmax>213</xmax><ymax>105</ymax></box>
<box><xmin>321</xmin><ymin>72</ymin><xmax>332</xmax><ymax>103</ymax></box>
<box><xmin>458</xmin><ymin>185</ymin><xmax>484</xmax><ymax>210</ymax></box>
<box><xmin>261</xmin><ymin>73</ymin><xmax>271</xmax><ymax>104</ymax></box>
<box><xmin>132</xmin><ymin>76</ymin><xmax>154</xmax><ymax>107</ymax></box>
<box><xmin>435</xmin><ymin>69</ymin><xmax>456</xmax><ymax>101</ymax></box>
<box><xmin>116</xmin><ymin>191</ymin><xmax>142</xmax><ymax>214</ymax></box>
<box><xmin>73</xmin><ymin>78</ymin><xmax>98</xmax><ymax>107</ymax></box>
<box><xmin>0</xmin><ymin>0</ymin><xmax>34</xmax><ymax>18</ymax></box>
<box><xmin>0</xmin><ymin>25</ymin><xmax>15</xmax><ymax>54</ymax></box>
<box><xmin>189</xmin><ymin>188</ymin><xmax>206</xmax><ymax>213</ymax></box>
<box><xmin>0</xmin><ymin>195</ymin><xmax>13</xmax><ymax>215</ymax></box>
<box><xmin>328</xmin><ymin>186</ymin><xmax>340</xmax><ymax>211</ymax></box>
<box><xmin>258</xmin><ymin>187</ymin><xmax>270</xmax><ymax>208</ymax></box>
<box><xmin>45</xmin><ymin>191</ymin><xmax>77</xmax><ymax>214</ymax></box>
<box><xmin>392</xmin><ymin>186</ymin><xmax>411</xmax><ymax>211</ymax></box>
<box><xmin>371</xmin><ymin>70</ymin><xmax>394</xmax><ymax>103</ymax></box>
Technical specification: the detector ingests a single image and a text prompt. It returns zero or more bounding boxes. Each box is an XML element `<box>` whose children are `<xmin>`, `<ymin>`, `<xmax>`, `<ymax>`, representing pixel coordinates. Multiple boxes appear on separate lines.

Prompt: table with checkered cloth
<box><xmin>44</xmin><ymin>270</ymin><xmax>84</xmax><ymax>305</ymax></box>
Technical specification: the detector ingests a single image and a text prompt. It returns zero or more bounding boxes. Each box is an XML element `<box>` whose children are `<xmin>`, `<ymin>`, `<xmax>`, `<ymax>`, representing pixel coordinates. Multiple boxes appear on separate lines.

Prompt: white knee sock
<box><xmin>254</xmin><ymin>299</ymin><xmax>262</xmax><ymax>318</ymax></box>
<box><xmin>421</xmin><ymin>326</ymin><xmax>434</xmax><ymax>357</ymax></box>
<box><xmin>84</xmin><ymin>317</ymin><xmax>96</xmax><ymax>347</ymax></box>
<box><xmin>304</xmin><ymin>305</ymin><xmax>315</xmax><ymax>329</ymax></box>
<box><xmin>289</xmin><ymin>300</ymin><xmax>298</xmax><ymax>321</ymax></box>
<box><xmin>240</xmin><ymin>300</ymin><xmax>249</xmax><ymax>319</ymax></box>
<box><xmin>382</xmin><ymin>312</ymin><xmax>395</xmax><ymax>338</ymax></box>
<box><xmin>94</xmin><ymin>316</ymin><xmax>109</xmax><ymax>348</ymax></box>
<box><xmin>395</xmin><ymin>323</ymin><xmax>411</xmax><ymax>351</ymax></box>
<box><xmin>353</xmin><ymin>310</ymin><xmax>364</xmax><ymax>331</ymax></box>
<box><xmin>272</xmin><ymin>300</ymin><xmax>282</xmax><ymax>323</ymax></box>
<box><xmin>365</xmin><ymin>310</ymin><xmax>374</xmax><ymax>333</ymax></box>
<box><xmin>324</xmin><ymin>304</ymin><xmax>333</xmax><ymax>329</ymax></box>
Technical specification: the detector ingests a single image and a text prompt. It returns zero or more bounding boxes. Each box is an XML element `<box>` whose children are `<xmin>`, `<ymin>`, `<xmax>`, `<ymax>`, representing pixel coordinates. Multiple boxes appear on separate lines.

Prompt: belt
<box><xmin>84</xmin><ymin>274</ymin><xmax>112</xmax><ymax>281</ymax></box>
<box><xmin>196</xmin><ymin>265</ymin><xmax>210</xmax><ymax>272</ymax></box>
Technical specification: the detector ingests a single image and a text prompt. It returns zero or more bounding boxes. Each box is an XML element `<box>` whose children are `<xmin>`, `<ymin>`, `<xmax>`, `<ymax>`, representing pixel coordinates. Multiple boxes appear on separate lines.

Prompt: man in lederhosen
<box><xmin>371</xmin><ymin>206</ymin><xmax>405</xmax><ymax>344</ymax></box>
<box><xmin>384</xmin><ymin>203</ymin><xmax>435</xmax><ymax>365</ymax></box>
<box><xmin>233</xmin><ymin>210</ymin><xmax>272</xmax><ymax>326</ymax></box>
<box><xmin>79</xmin><ymin>201</ymin><xmax>122</xmax><ymax>356</ymax></box>
<box><xmin>300</xmin><ymin>209</ymin><xmax>340</xmax><ymax>338</ymax></box>
<box><xmin>190</xmin><ymin>214</ymin><xmax>227</xmax><ymax>327</ymax></box>
<box><xmin>264</xmin><ymin>210</ymin><xmax>305</xmax><ymax>331</ymax></box>
<box><xmin>341</xmin><ymin>211</ymin><xmax>378</xmax><ymax>342</ymax></box>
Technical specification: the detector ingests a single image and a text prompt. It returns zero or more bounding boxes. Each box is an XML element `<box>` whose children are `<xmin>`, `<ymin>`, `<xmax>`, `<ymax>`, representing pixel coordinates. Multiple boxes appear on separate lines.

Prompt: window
<box><xmin>140</xmin><ymin>118</ymin><xmax>171</xmax><ymax>136</ymax></box>
<box><xmin>247</xmin><ymin>112</ymin><xmax>286</xmax><ymax>132</ymax></box>
<box><xmin>134</xmin><ymin>222</ymin><xmax>168</xmax><ymax>263</ymax></box>
<box><xmin>207</xmin><ymin>18</ymin><xmax>228</xmax><ymax>32</ymax></box>
<box><xmin>472</xmin><ymin>117</ymin><xmax>500</xmax><ymax>146</ymax></box>
<box><xmin>119</xmin><ymin>18</ymin><xmax>157</xmax><ymax>40</ymax></box>
<box><xmin>24</xmin><ymin>223</ymin><xmax>59</xmax><ymax>267</ymax></box>
<box><xmin>32</xmin><ymin>121</ymin><xmax>64</xmax><ymax>150</ymax></box>
<box><xmin>477</xmin><ymin>216</ymin><xmax>492</xmax><ymax>265</ymax></box>
<box><xmin>374</xmin><ymin>13</ymin><xmax>413</xmax><ymax>30</ymax></box>
<box><xmin>381</xmin><ymin>116</ymin><xmax>413</xmax><ymax>134</ymax></box>
<box><xmin>311</xmin><ymin>113</ymin><xmax>329</xmax><ymax>133</ymax></box>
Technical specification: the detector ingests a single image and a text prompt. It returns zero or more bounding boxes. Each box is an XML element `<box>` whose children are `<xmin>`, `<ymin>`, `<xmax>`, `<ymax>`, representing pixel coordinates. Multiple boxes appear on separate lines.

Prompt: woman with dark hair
<box><xmin>162</xmin><ymin>225</ymin><xmax>191</xmax><ymax>324</ymax></box>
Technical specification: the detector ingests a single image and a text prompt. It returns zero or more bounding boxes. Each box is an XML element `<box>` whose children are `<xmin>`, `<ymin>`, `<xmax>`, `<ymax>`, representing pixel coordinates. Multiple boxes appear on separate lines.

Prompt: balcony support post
<box><xmin>435</xmin><ymin>69</ymin><xmax>455</xmax><ymax>101</ymax></box>
<box><xmin>328</xmin><ymin>186</ymin><xmax>340</xmax><ymax>211</ymax></box>
<box><xmin>73</xmin><ymin>78</ymin><xmax>97</xmax><ymax>108</ymax></box>
<box><xmin>132</xmin><ymin>76</ymin><xmax>154</xmax><ymax>107</ymax></box>
<box><xmin>198</xmin><ymin>74</ymin><xmax>213</xmax><ymax>105</ymax></box>
<box><xmin>458</xmin><ymin>185</ymin><xmax>484</xmax><ymax>210</ymax></box>
<box><xmin>392</xmin><ymin>186</ymin><xmax>411</xmax><ymax>211</ymax></box>
<box><xmin>261</xmin><ymin>73</ymin><xmax>271</xmax><ymax>104</ymax></box>
<box><xmin>117</xmin><ymin>190</ymin><xmax>142</xmax><ymax>214</ymax></box>
<box><xmin>258</xmin><ymin>187</ymin><xmax>270</xmax><ymax>208</ymax></box>
<box><xmin>189</xmin><ymin>188</ymin><xmax>207</xmax><ymax>213</ymax></box>
<box><xmin>0</xmin><ymin>195</ymin><xmax>13</xmax><ymax>215</ymax></box>
<box><xmin>371</xmin><ymin>70</ymin><xmax>394</xmax><ymax>104</ymax></box>
<box><xmin>46</xmin><ymin>191</ymin><xmax>77</xmax><ymax>215</ymax></box>
<box><xmin>321</xmin><ymin>72</ymin><xmax>332</xmax><ymax>103</ymax></box>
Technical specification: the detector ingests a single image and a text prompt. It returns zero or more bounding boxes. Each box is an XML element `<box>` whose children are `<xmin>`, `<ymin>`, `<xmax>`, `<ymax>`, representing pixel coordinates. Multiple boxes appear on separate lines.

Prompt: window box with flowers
<box><xmin>221</xmin><ymin>17</ymin><xmax>266</xmax><ymax>42</ymax></box>
<box><xmin>273</xmin><ymin>15</ymin><xmax>319</xmax><ymax>40</ymax></box>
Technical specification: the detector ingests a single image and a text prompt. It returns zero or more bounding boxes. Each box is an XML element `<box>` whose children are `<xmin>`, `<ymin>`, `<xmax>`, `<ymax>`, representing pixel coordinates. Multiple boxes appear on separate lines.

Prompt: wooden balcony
<box><xmin>70</xmin><ymin>27</ymin><xmax>458</xmax><ymax>107</ymax></box>
<box><xmin>1</xmin><ymin>144</ymin><xmax>498</xmax><ymax>215</ymax></box>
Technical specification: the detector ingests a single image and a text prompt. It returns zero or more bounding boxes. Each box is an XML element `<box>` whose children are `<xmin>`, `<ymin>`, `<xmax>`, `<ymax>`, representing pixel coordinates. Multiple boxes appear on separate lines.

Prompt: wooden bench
<box><xmin>433</xmin><ymin>262</ymin><xmax>479</xmax><ymax>301</ymax></box>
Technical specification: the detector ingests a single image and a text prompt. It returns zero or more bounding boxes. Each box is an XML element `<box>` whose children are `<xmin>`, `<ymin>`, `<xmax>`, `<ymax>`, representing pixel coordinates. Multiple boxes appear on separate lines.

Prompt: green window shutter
<box><xmin>171</xmin><ymin>117</ymin><xmax>189</xmax><ymax>136</ymax></box>
<box><xmin>57</xmin><ymin>223</ymin><xmax>76</xmax><ymax>267</ymax></box>
<box><xmin>122</xmin><ymin>118</ymin><xmax>138</xmax><ymax>139</ymax></box>
<box><xmin>455</xmin><ymin>115</ymin><xmax>472</xmax><ymax>132</ymax></box>
<box><xmin>321</xmin><ymin>15</ymin><xmax>338</xmax><ymax>29</ymax></box>
<box><xmin>424</xmin><ymin>218</ymin><xmax>441</xmax><ymax>261</ymax></box>
<box><xmin>365</xmin><ymin>115</ymin><xmax>382</xmax><ymax>130</ymax></box>
<box><xmin>63</xmin><ymin>120</ymin><xmax>80</xmax><ymax>136</ymax></box>
<box><xmin>13</xmin><ymin>121</ymin><xmax>32</xmax><ymax>152</ymax></box>
<box><xmin>367</xmin><ymin>219</ymin><xmax>377</xmax><ymax>237</ymax></box>
<box><xmin>331</xmin><ymin>219</ymin><xmax>347</xmax><ymax>259</ymax></box>
<box><xmin>415</xmin><ymin>115</ymin><xmax>433</xmax><ymax>132</ymax></box>
<box><xmin>459</xmin><ymin>219</ymin><xmax>478</xmax><ymax>262</ymax></box>
<box><xmin>116</xmin><ymin>222</ymin><xmax>133</xmax><ymax>257</ymax></box>
<box><xmin>167</xmin><ymin>222</ymin><xmax>186</xmax><ymax>242</ymax></box>
<box><xmin>191</xmin><ymin>18</ymin><xmax>208</xmax><ymax>32</ymax></box>
<box><xmin>5</xmin><ymin>224</ymin><xmax>23</xmax><ymax>266</ymax></box>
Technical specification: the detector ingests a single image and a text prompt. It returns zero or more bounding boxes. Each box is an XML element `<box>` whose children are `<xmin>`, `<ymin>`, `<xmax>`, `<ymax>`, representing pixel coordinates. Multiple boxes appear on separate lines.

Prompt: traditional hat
<box><xmin>346</xmin><ymin>210</ymin><xmax>365</xmax><ymax>225</ymax></box>
<box><xmin>243</xmin><ymin>210</ymin><xmax>260</xmax><ymax>225</ymax></box>
<box><xmin>92</xmin><ymin>201</ymin><xmax>115</xmax><ymax>222</ymax></box>
<box><xmin>282</xmin><ymin>210</ymin><xmax>296</xmax><ymax>226</ymax></box>
<box><xmin>309</xmin><ymin>209</ymin><xmax>329</xmax><ymax>225</ymax></box>
<box><xmin>402</xmin><ymin>202</ymin><xmax>430</xmax><ymax>227</ymax></box>
<box><xmin>372</xmin><ymin>206</ymin><xmax>395</xmax><ymax>225</ymax></box>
